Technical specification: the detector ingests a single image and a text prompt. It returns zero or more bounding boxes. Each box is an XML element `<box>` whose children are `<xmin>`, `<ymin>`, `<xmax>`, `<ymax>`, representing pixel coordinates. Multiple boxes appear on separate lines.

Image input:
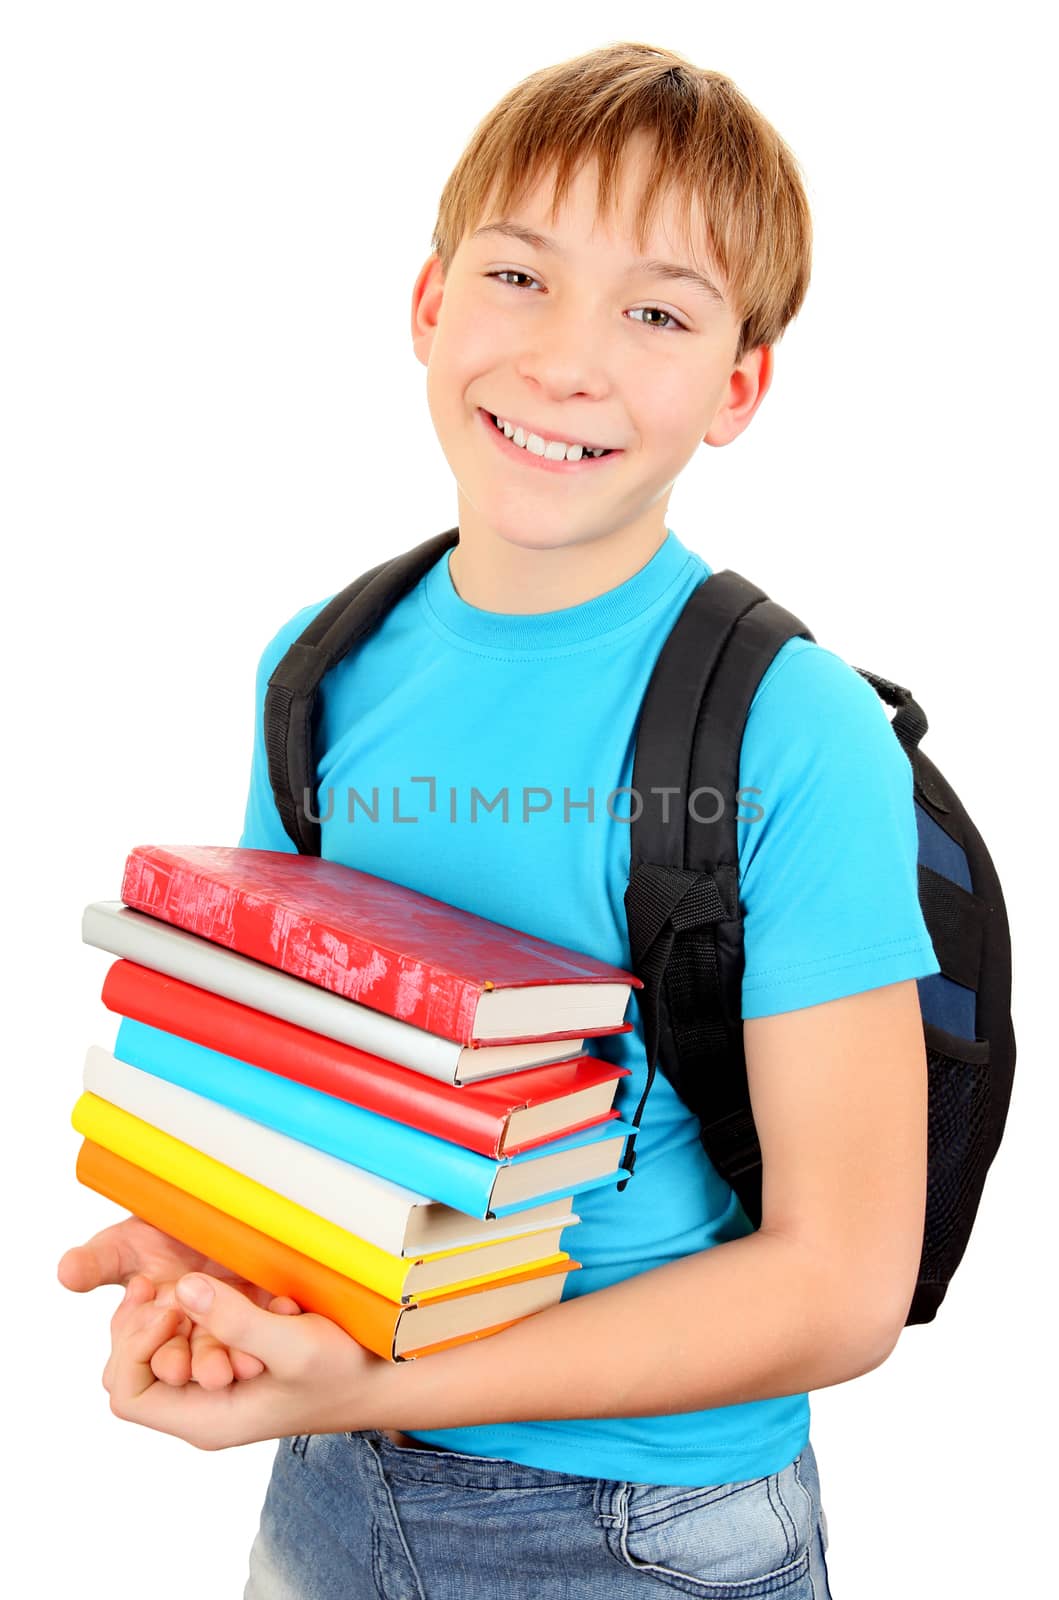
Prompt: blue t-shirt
<box><xmin>239</xmin><ymin>527</ymin><xmax>940</xmax><ymax>1485</ymax></box>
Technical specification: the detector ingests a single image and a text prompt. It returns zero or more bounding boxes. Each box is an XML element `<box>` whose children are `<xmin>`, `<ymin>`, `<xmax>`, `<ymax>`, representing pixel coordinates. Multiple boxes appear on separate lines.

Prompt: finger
<box><xmin>174</xmin><ymin>1274</ymin><xmax>303</xmax><ymax>1374</ymax></box>
<box><xmin>123</xmin><ymin>1279</ymin><xmax>269</xmax><ymax>1383</ymax></box>
<box><xmin>228</xmin><ymin>1348</ymin><xmax>266</xmax><ymax>1381</ymax></box>
<box><xmin>148</xmin><ymin>1298</ymin><xmax>265</xmax><ymax>1384</ymax></box>
<box><xmin>108</xmin><ymin>1301</ymin><xmax>184</xmax><ymax>1411</ymax></box>
<box><xmin>150</xmin><ymin>1330</ymin><xmax>194</xmax><ymax>1386</ymax></box>
<box><xmin>109</xmin><ymin>1273</ymin><xmax>157</xmax><ymax>1340</ymax></box>
<box><xmin>185</xmin><ymin>1289</ymin><xmax>299</xmax><ymax>1377</ymax></box>
<box><xmin>188</xmin><ymin>1320</ymin><xmax>237</xmax><ymax>1392</ymax></box>
<box><xmin>107</xmin><ymin>1282</ymin><xmax>181</xmax><ymax>1392</ymax></box>
<box><xmin>59</xmin><ymin>1219</ymin><xmax>134</xmax><ymax>1293</ymax></box>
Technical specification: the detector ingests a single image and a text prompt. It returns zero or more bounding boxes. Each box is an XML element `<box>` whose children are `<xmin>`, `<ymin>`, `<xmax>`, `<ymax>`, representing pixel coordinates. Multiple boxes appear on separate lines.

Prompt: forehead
<box><xmin>471</xmin><ymin>137</ymin><xmax>716</xmax><ymax>275</ymax></box>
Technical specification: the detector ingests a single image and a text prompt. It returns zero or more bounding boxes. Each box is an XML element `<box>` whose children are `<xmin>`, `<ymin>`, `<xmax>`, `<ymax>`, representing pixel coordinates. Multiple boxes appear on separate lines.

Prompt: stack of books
<box><xmin>73</xmin><ymin>845</ymin><xmax>642</xmax><ymax>1362</ymax></box>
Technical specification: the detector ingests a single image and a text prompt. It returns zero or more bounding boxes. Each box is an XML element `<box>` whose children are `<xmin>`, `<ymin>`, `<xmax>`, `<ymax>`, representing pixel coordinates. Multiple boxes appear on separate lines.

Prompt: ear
<box><xmin>704</xmin><ymin>343</ymin><xmax>774</xmax><ymax>448</ymax></box>
<box><xmin>411</xmin><ymin>254</ymin><xmax>446</xmax><ymax>368</ymax></box>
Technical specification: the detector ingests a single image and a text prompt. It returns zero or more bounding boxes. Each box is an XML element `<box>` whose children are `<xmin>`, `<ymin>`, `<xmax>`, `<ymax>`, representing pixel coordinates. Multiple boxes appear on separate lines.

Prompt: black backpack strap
<box><xmin>264</xmin><ymin>526</ymin><xmax>461</xmax><ymax>853</ymax></box>
<box><xmin>621</xmin><ymin>570</ymin><xmax>814</xmax><ymax>1216</ymax></box>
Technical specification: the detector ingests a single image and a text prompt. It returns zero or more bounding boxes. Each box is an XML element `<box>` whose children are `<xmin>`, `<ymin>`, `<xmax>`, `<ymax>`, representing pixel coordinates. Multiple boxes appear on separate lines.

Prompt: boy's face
<box><xmin>411</xmin><ymin>129</ymin><xmax>771</xmax><ymax>566</ymax></box>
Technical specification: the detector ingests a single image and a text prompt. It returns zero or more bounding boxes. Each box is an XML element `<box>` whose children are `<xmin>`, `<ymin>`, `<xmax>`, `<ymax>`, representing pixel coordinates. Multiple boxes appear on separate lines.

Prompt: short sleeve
<box><xmin>237</xmin><ymin>596</ymin><xmax>333</xmax><ymax>852</ymax></box>
<box><xmin>735</xmin><ymin>639</ymin><xmax>940</xmax><ymax>1019</ymax></box>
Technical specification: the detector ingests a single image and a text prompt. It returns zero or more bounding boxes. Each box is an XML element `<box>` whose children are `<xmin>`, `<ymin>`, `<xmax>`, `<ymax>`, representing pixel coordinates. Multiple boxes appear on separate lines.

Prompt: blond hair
<box><xmin>430</xmin><ymin>41</ymin><xmax>813</xmax><ymax>362</ymax></box>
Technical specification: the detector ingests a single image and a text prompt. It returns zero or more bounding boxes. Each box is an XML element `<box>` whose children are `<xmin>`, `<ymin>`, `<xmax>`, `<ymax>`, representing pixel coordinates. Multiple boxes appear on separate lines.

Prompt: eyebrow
<box><xmin>470</xmin><ymin>220</ymin><xmax>726</xmax><ymax>306</ymax></box>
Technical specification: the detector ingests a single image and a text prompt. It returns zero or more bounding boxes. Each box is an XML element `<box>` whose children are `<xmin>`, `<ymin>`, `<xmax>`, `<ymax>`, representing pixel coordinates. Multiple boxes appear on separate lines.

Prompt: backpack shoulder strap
<box><xmin>621</xmin><ymin>569</ymin><xmax>814</xmax><ymax>1211</ymax></box>
<box><xmin>264</xmin><ymin>526</ymin><xmax>460</xmax><ymax>853</ymax></box>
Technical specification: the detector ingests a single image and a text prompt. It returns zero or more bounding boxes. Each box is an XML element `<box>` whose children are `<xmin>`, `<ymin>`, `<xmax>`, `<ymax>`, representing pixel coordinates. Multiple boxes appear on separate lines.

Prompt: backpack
<box><xmin>263</xmin><ymin>525</ymin><xmax>1015</xmax><ymax>1326</ymax></box>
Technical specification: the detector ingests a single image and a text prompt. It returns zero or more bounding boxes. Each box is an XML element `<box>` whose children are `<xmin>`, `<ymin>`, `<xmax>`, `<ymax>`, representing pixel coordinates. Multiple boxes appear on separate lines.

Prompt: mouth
<box><xmin>478</xmin><ymin>408</ymin><xmax>623</xmax><ymax>474</ymax></box>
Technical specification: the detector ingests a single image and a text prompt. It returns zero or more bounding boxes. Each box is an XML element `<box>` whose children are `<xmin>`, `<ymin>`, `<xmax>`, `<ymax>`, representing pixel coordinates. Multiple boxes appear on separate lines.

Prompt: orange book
<box><xmin>75</xmin><ymin>1139</ymin><xmax>579</xmax><ymax>1362</ymax></box>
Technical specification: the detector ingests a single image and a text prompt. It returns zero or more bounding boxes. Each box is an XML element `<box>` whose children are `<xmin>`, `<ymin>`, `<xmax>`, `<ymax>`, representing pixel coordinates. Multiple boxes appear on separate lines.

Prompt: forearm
<box><xmin>364</xmin><ymin>1228</ymin><xmax>895</xmax><ymax>1432</ymax></box>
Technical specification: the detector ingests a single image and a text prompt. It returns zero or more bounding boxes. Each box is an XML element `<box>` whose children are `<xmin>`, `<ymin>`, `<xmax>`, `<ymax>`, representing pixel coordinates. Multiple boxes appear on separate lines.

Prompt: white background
<box><xmin>4</xmin><ymin>3</ymin><xmax>1052</xmax><ymax>1594</ymax></box>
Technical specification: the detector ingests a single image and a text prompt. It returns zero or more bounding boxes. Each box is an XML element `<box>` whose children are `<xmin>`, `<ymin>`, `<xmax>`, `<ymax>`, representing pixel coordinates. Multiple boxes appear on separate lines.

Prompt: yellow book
<box><xmin>70</xmin><ymin>1091</ymin><xmax>571</xmax><ymax>1303</ymax></box>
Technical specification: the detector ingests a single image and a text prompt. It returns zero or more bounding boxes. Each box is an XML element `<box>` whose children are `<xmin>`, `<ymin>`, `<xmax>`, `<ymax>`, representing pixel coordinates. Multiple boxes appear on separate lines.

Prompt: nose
<box><xmin>514</xmin><ymin>300</ymin><xmax>612</xmax><ymax>401</ymax></box>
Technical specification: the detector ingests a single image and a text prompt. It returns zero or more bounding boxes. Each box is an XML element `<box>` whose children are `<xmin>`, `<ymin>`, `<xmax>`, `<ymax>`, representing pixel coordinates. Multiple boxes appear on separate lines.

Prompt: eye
<box><xmin>628</xmin><ymin>306</ymin><xmax>688</xmax><ymax>334</ymax></box>
<box><xmin>488</xmin><ymin>269</ymin><xmax>540</xmax><ymax>291</ymax></box>
<box><xmin>485</xmin><ymin>271</ymin><xmax>688</xmax><ymax>333</ymax></box>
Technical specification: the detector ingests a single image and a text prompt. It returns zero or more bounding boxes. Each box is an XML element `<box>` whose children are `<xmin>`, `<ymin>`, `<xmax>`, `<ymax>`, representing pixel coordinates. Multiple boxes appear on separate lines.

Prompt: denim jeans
<box><xmin>244</xmin><ymin>1428</ymin><xmax>833</xmax><ymax>1598</ymax></box>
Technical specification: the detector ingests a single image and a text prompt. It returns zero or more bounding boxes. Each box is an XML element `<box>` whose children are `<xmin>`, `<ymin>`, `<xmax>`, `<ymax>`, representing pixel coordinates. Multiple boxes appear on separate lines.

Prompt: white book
<box><xmin>81</xmin><ymin>1045</ymin><xmax>580</xmax><ymax>1257</ymax></box>
<box><xmin>82</xmin><ymin>901</ymin><xmax>587</xmax><ymax>1085</ymax></box>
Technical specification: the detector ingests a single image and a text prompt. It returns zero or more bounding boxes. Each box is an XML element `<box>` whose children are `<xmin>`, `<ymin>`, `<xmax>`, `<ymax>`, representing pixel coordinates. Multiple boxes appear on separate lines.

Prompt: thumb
<box><xmin>175</xmin><ymin>1273</ymin><xmax>293</xmax><ymax>1366</ymax></box>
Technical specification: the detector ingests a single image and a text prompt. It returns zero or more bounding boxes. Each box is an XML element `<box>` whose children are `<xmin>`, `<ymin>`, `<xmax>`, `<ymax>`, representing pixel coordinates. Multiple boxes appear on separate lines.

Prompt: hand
<box><xmin>58</xmin><ymin>1213</ymin><xmax>300</xmax><ymax>1387</ymax></box>
<box><xmin>104</xmin><ymin>1272</ymin><xmax>390</xmax><ymax>1449</ymax></box>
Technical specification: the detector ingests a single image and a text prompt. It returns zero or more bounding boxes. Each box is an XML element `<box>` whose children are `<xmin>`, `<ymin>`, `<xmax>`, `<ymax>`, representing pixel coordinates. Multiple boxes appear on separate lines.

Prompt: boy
<box><xmin>59</xmin><ymin>41</ymin><xmax>939</xmax><ymax>1597</ymax></box>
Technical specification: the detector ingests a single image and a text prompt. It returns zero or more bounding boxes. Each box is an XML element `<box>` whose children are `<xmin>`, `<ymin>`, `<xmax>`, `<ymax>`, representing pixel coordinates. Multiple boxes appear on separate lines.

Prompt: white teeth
<box><xmin>492</xmin><ymin>414</ymin><xmax>608</xmax><ymax>462</ymax></box>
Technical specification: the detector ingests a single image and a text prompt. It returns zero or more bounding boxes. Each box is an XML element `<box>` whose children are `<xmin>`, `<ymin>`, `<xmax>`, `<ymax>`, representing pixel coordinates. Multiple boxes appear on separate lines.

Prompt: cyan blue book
<box><xmin>111</xmin><ymin>1017</ymin><xmax>635</xmax><ymax>1219</ymax></box>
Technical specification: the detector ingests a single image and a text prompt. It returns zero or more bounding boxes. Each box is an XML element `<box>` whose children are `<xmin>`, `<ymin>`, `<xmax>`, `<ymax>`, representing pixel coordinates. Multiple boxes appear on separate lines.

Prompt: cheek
<box><xmin>636</xmin><ymin>393</ymin><xmax>703</xmax><ymax>449</ymax></box>
<box><xmin>645</xmin><ymin>367</ymin><xmax>724</xmax><ymax>437</ymax></box>
<box><xmin>440</xmin><ymin>290</ymin><xmax>509</xmax><ymax>360</ymax></box>
<box><xmin>426</xmin><ymin>314</ymin><xmax>508</xmax><ymax>411</ymax></box>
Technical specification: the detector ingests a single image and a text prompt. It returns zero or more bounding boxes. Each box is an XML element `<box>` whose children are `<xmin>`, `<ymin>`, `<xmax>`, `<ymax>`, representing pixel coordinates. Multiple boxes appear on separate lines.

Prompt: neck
<box><xmin>448</xmin><ymin>513</ymin><xmax>671</xmax><ymax>615</ymax></box>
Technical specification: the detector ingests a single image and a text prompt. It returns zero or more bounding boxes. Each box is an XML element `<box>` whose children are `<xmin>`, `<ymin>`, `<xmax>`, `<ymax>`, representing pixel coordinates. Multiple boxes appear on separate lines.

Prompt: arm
<box><xmin>366</xmin><ymin>977</ymin><xmax>928</xmax><ymax>1430</ymax></box>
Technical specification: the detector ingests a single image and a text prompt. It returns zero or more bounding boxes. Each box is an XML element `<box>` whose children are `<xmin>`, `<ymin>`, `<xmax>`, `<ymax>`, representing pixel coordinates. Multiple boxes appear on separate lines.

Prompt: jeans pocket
<box><xmin>601</xmin><ymin>1452</ymin><xmax>815</xmax><ymax>1597</ymax></box>
<box><xmin>361</xmin><ymin>1429</ymin><xmax>519</xmax><ymax>1471</ymax></box>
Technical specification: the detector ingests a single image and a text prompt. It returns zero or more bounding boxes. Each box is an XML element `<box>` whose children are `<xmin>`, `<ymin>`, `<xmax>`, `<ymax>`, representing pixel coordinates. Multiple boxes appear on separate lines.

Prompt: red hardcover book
<box><xmin>101</xmin><ymin>959</ymin><xmax>632</xmax><ymax>1157</ymax></box>
<box><xmin>120</xmin><ymin>845</ymin><xmax>642</xmax><ymax>1046</ymax></box>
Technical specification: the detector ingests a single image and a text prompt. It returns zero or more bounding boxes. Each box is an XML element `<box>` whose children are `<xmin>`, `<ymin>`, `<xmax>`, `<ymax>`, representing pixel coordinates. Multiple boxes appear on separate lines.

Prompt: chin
<box><xmin>492</xmin><ymin>523</ymin><xmax>585</xmax><ymax>551</ymax></box>
<box><xmin>479</xmin><ymin>519</ymin><xmax>598</xmax><ymax>556</ymax></box>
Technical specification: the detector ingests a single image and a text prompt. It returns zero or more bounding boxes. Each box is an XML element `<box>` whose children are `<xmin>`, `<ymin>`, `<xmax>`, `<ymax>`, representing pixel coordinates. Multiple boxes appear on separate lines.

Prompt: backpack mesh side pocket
<box><xmin>918</xmin><ymin>1021</ymin><xmax>992</xmax><ymax>1291</ymax></box>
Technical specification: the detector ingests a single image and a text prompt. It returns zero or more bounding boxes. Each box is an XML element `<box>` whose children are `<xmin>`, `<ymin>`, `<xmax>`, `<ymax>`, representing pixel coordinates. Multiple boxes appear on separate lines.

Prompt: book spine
<box><xmin>77</xmin><ymin>1068</ymin><xmax>574</xmax><ymax>1303</ymax></box>
<box><xmin>83</xmin><ymin>904</ymin><xmax>462</xmax><ymax>1083</ymax></box>
<box><xmin>122</xmin><ymin>849</ymin><xmax>483</xmax><ymax>1041</ymax></box>
<box><xmin>111</xmin><ymin>1017</ymin><xmax>635</xmax><ymax>1218</ymax></box>
<box><xmin>74</xmin><ymin>1138</ymin><xmax>402</xmax><ymax>1359</ymax></box>
<box><xmin>83</xmin><ymin>1047</ymin><xmax>413</xmax><ymax>1253</ymax></box>
<box><xmin>74</xmin><ymin>1138</ymin><xmax>577</xmax><ymax>1360</ymax></box>
<box><xmin>101</xmin><ymin>959</ymin><xmax>507</xmax><ymax>1156</ymax></box>
<box><xmin>113</xmin><ymin>1017</ymin><xmax>497</xmax><ymax>1216</ymax></box>
<box><xmin>71</xmin><ymin>1091</ymin><xmax>415</xmax><ymax>1297</ymax></box>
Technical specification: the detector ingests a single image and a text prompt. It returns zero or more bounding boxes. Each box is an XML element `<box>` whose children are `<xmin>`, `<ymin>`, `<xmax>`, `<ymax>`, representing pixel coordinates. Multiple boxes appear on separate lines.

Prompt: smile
<box><xmin>478</xmin><ymin>408</ymin><xmax>623</xmax><ymax>474</ymax></box>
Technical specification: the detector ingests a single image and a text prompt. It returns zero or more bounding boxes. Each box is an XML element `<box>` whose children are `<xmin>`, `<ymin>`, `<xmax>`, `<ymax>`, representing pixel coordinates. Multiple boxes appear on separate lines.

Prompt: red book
<box><xmin>101</xmin><ymin>959</ymin><xmax>632</xmax><ymax>1157</ymax></box>
<box><xmin>120</xmin><ymin>845</ymin><xmax>642</xmax><ymax>1046</ymax></box>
